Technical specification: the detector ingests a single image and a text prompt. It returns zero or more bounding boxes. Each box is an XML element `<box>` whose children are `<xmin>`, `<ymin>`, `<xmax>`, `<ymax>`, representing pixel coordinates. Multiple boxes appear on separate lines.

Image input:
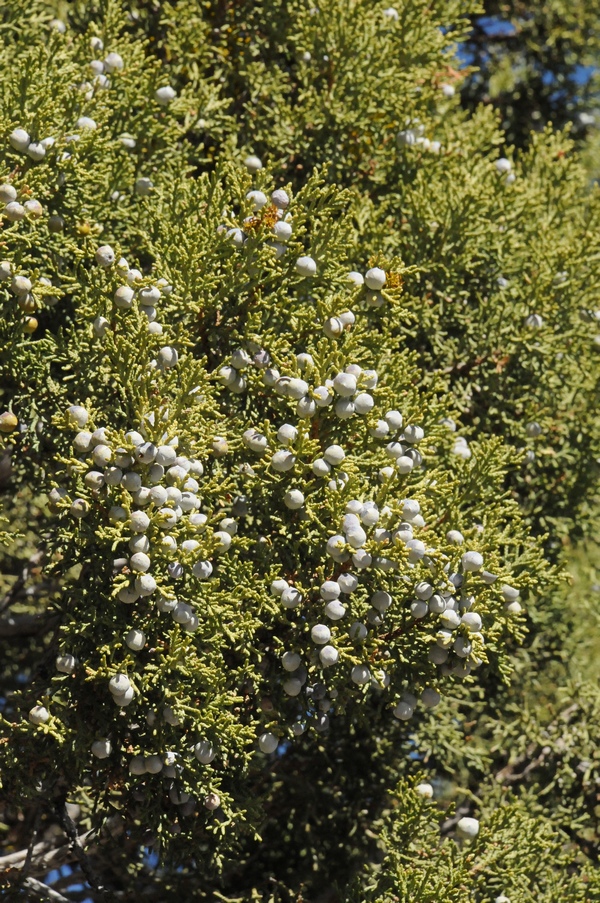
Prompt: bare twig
<box><xmin>0</xmin><ymin>840</ymin><xmax>56</xmax><ymax>872</ymax></box>
<box><xmin>495</xmin><ymin>747</ymin><xmax>550</xmax><ymax>784</ymax></box>
<box><xmin>494</xmin><ymin>703</ymin><xmax>580</xmax><ymax>784</ymax></box>
<box><xmin>0</xmin><ymin>612</ymin><xmax>60</xmax><ymax>637</ymax></box>
<box><xmin>0</xmin><ymin>828</ymin><xmax>96</xmax><ymax>878</ymax></box>
<box><xmin>56</xmin><ymin>803</ymin><xmax>108</xmax><ymax>899</ymax></box>
<box><xmin>23</xmin><ymin>876</ymin><xmax>71</xmax><ymax>903</ymax></box>
<box><xmin>22</xmin><ymin>805</ymin><xmax>42</xmax><ymax>880</ymax></box>
<box><xmin>0</xmin><ymin>548</ymin><xmax>45</xmax><ymax>614</ymax></box>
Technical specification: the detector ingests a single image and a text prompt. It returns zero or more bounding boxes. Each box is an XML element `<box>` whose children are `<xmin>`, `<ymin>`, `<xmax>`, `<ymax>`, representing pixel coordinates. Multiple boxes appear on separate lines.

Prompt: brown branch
<box><xmin>56</xmin><ymin>803</ymin><xmax>108</xmax><ymax>899</ymax></box>
<box><xmin>23</xmin><ymin>876</ymin><xmax>71</xmax><ymax>903</ymax></box>
<box><xmin>562</xmin><ymin>823</ymin><xmax>600</xmax><ymax>865</ymax></box>
<box><xmin>494</xmin><ymin>703</ymin><xmax>580</xmax><ymax>784</ymax></box>
<box><xmin>0</xmin><ymin>612</ymin><xmax>60</xmax><ymax>637</ymax></box>
<box><xmin>22</xmin><ymin>804</ymin><xmax>42</xmax><ymax>881</ymax></box>
<box><xmin>0</xmin><ymin>548</ymin><xmax>45</xmax><ymax>614</ymax></box>
<box><xmin>495</xmin><ymin>746</ymin><xmax>550</xmax><ymax>784</ymax></box>
<box><xmin>0</xmin><ymin>828</ymin><xmax>96</xmax><ymax>878</ymax></box>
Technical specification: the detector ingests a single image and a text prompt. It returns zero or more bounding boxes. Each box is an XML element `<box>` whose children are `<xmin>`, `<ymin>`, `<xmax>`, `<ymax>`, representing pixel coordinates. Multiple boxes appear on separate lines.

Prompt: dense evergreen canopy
<box><xmin>461</xmin><ymin>1</ymin><xmax>600</xmax><ymax>148</ymax></box>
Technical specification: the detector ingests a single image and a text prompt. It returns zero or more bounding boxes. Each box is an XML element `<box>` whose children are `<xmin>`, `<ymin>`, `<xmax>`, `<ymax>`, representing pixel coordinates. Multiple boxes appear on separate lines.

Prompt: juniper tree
<box><xmin>63</xmin><ymin>0</ymin><xmax>600</xmax><ymax>550</ymax></box>
<box><xmin>459</xmin><ymin>1</ymin><xmax>600</xmax><ymax>150</ymax></box>
<box><xmin>0</xmin><ymin>2</ymin><xmax>599</xmax><ymax>902</ymax></box>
